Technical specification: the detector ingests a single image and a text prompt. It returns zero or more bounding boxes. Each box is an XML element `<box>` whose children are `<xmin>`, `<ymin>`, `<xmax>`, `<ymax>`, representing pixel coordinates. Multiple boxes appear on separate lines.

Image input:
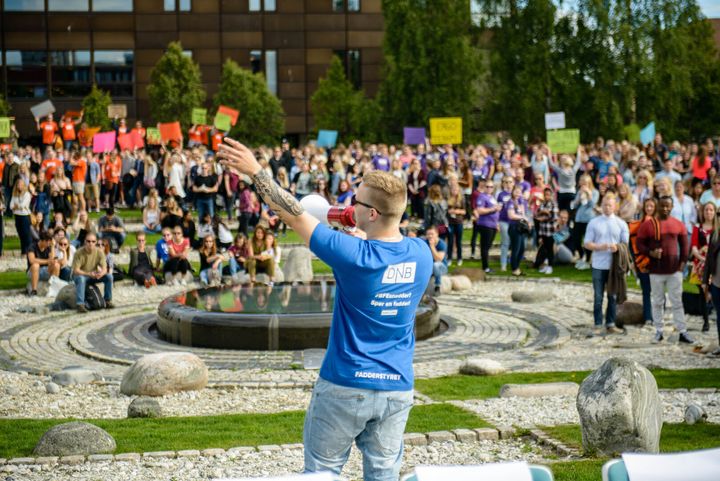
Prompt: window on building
<box><xmin>164</xmin><ymin>0</ymin><xmax>175</xmax><ymax>10</ymax></box>
<box><xmin>50</xmin><ymin>51</ymin><xmax>91</xmax><ymax>97</ymax></box>
<box><xmin>250</xmin><ymin>51</ymin><xmax>262</xmax><ymax>74</ymax></box>
<box><xmin>6</xmin><ymin>50</ymin><xmax>47</xmax><ymax>98</ymax></box>
<box><xmin>249</xmin><ymin>0</ymin><xmax>275</xmax><ymax>11</ymax></box>
<box><xmin>93</xmin><ymin>0</ymin><xmax>133</xmax><ymax>12</ymax></box>
<box><xmin>333</xmin><ymin>0</ymin><xmax>360</xmax><ymax>12</ymax></box>
<box><xmin>95</xmin><ymin>50</ymin><xmax>134</xmax><ymax>97</ymax></box>
<box><xmin>4</xmin><ymin>0</ymin><xmax>44</xmax><ymax>11</ymax></box>
<box><xmin>179</xmin><ymin>0</ymin><xmax>191</xmax><ymax>11</ymax></box>
<box><xmin>182</xmin><ymin>50</ymin><xmax>193</xmax><ymax>59</ymax></box>
<box><xmin>334</xmin><ymin>50</ymin><xmax>361</xmax><ymax>89</ymax></box>
<box><xmin>48</xmin><ymin>0</ymin><xmax>88</xmax><ymax>11</ymax></box>
<box><xmin>249</xmin><ymin>50</ymin><xmax>278</xmax><ymax>95</ymax></box>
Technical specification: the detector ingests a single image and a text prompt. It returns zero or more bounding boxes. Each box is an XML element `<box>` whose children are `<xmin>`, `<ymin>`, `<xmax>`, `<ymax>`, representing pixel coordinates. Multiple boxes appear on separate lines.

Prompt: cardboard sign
<box><xmin>130</xmin><ymin>130</ymin><xmax>145</xmax><ymax>149</ymax></box>
<box><xmin>403</xmin><ymin>127</ymin><xmax>426</xmax><ymax>145</ymax></box>
<box><xmin>544</xmin><ymin>111</ymin><xmax>566</xmax><ymax>130</ymax></box>
<box><xmin>217</xmin><ymin>105</ymin><xmax>239</xmax><ymax>126</ymax></box>
<box><xmin>146</xmin><ymin>128</ymin><xmax>161</xmax><ymax>145</ymax></box>
<box><xmin>192</xmin><ymin>108</ymin><xmax>207</xmax><ymax>126</ymax></box>
<box><xmin>159</xmin><ymin>122</ymin><xmax>183</xmax><ymax>142</ymax></box>
<box><xmin>547</xmin><ymin>129</ymin><xmax>580</xmax><ymax>154</ymax></box>
<box><xmin>92</xmin><ymin>131</ymin><xmax>117</xmax><ymax>153</ymax></box>
<box><xmin>429</xmin><ymin>117</ymin><xmax>463</xmax><ymax>145</ymax></box>
<box><xmin>30</xmin><ymin>100</ymin><xmax>56</xmax><ymax>120</ymax></box>
<box><xmin>107</xmin><ymin>104</ymin><xmax>127</xmax><ymax>118</ymax></box>
<box><xmin>214</xmin><ymin>113</ymin><xmax>232</xmax><ymax>132</ymax></box>
<box><xmin>640</xmin><ymin>121</ymin><xmax>655</xmax><ymax>146</ymax></box>
<box><xmin>117</xmin><ymin>133</ymin><xmax>134</xmax><ymax>151</ymax></box>
<box><xmin>317</xmin><ymin>130</ymin><xmax>338</xmax><ymax>148</ymax></box>
<box><xmin>0</xmin><ymin>118</ymin><xmax>10</xmax><ymax>138</ymax></box>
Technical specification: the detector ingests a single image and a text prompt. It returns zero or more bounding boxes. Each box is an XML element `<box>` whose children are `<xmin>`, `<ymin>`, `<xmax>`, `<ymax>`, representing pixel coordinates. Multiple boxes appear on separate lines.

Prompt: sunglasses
<box><xmin>351</xmin><ymin>194</ymin><xmax>382</xmax><ymax>215</ymax></box>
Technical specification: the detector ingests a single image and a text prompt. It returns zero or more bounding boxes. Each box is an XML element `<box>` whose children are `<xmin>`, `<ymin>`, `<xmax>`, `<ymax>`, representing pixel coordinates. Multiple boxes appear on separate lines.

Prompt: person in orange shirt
<box><xmin>211</xmin><ymin>128</ymin><xmax>227</xmax><ymax>153</ymax></box>
<box><xmin>70</xmin><ymin>151</ymin><xmax>88</xmax><ymax>213</ymax></box>
<box><xmin>60</xmin><ymin>111</ymin><xmax>83</xmax><ymax>151</ymax></box>
<box><xmin>102</xmin><ymin>151</ymin><xmax>121</xmax><ymax>209</ymax></box>
<box><xmin>188</xmin><ymin>124</ymin><xmax>206</xmax><ymax>147</ymax></box>
<box><xmin>131</xmin><ymin>121</ymin><xmax>146</xmax><ymax>149</ymax></box>
<box><xmin>40</xmin><ymin>149</ymin><xmax>63</xmax><ymax>183</ymax></box>
<box><xmin>36</xmin><ymin>114</ymin><xmax>59</xmax><ymax>146</ymax></box>
<box><xmin>77</xmin><ymin>122</ymin><xmax>94</xmax><ymax>149</ymax></box>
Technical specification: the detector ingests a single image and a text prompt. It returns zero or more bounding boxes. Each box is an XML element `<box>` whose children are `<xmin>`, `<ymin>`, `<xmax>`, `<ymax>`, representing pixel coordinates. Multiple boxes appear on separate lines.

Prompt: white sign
<box><xmin>544</xmin><ymin>111</ymin><xmax>566</xmax><ymax>130</ymax></box>
<box><xmin>415</xmin><ymin>463</ymin><xmax>532</xmax><ymax>481</ymax></box>
<box><xmin>623</xmin><ymin>447</ymin><xmax>720</xmax><ymax>481</ymax></box>
<box><xmin>30</xmin><ymin>100</ymin><xmax>56</xmax><ymax>120</ymax></box>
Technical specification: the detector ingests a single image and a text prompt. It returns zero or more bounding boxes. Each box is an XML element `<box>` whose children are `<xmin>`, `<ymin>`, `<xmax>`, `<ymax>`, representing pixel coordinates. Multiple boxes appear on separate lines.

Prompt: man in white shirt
<box><xmin>699</xmin><ymin>174</ymin><xmax>720</xmax><ymax>207</ymax></box>
<box><xmin>584</xmin><ymin>193</ymin><xmax>629</xmax><ymax>336</ymax></box>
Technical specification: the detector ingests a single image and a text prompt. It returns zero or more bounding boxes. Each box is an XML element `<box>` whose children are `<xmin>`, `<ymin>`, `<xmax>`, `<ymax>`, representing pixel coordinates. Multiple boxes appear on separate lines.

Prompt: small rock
<box><xmin>282</xmin><ymin>247</ymin><xmax>314</xmax><ymax>283</ymax></box>
<box><xmin>511</xmin><ymin>291</ymin><xmax>554</xmax><ymax>303</ymax></box>
<box><xmin>440</xmin><ymin>276</ymin><xmax>453</xmax><ymax>294</ymax></box>
<box><xmin>615</xmin><ymin>302</ymin><xmax>644</xmax><ymax>328</ymax></box>
<box><xmin>500</xmin><ymin>382</ymin><xmax>579</xmax><ymax>398</ymax></box>
<box><xmin>51</xmin><ymin>367</ymin><xmax>103</xmax><ymax>386</ymax></box>
<box><xmin>450</xmin><ymin>275</ymin><xmax>472</xmax><ymax>291</ymax></box>
<box><xmin>4</xmin><ymin>386</ymin><xmax>19</xmax><ymax>396</ymax></box>
<box><xmin>120</xmin><ymin>352</ymin><xmax>208</xmax><ymax>396</ymax></box>
<box><xmin>34</xmin><ymin>422</ymin><xmax>116</xmax><ymax>456</ymax></box>
<box><xmin>45</xmin><ymin>383</ymin><xmax>60</xmax><ymax>394</ymax></box>
<box><xmin>127</xmin><ymin>397</ymin><xmax>162</xmax><ymax>418</ymax></box>
<box><xmin>460</xmin><ymin>358</ymin><xmax>507</xmax><ymax>376</ymax></box>
<box><xmin>452</xmin><ymin>267</ymin><xmax>486</xmax><ymax>282</ymax></box>
<box><xmin>684</xmin><ymin>404</ymin><xmax>707</xmax><ymax>425</ymax></box>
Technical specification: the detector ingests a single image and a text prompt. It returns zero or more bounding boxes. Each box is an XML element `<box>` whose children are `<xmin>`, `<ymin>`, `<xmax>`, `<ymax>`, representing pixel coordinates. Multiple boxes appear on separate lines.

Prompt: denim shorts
<box><xmin>303</xmin><ymin>377</ymin><xmax>413</xmax><ymax>481</ymax></box>
<box><xmin>27</xmin><ymin>266</ymin><xmax>50</xmax><ymax>281</ymax></box>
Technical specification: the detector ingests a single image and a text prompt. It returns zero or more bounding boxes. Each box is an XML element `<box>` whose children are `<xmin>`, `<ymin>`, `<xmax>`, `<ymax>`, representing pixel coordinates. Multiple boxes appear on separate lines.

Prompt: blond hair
<box><xmin>361</xmin><ymin>170</ymin><xmax>407</xmax><ymax>220</ymax></box>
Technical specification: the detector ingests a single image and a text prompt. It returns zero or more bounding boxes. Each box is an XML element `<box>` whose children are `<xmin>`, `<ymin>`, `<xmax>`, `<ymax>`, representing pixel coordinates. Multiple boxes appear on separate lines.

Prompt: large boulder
<box><xmin>52</xmin><ymin>366</ymin><xmax>103</xmax><ymax>386</ymax></box>
<box><xmin>576</xmin><ymin>357</ymin><xmax>662</xmax><ymax>456</ymax></box>
<box><xmin>120</xmin><ymin>352</ymin><xmax>208</xmax><ymax>396</ymax></box>
<box><xmin>615</xmin><ymin>302</ymin><xmax>644</xmax><ymax>328</ymax></box>
<box><xmin>34</xmin><ymin>421</ymin><xmax>116</xmax><ymax>456</ymax></box>
<box><xmin>460</xmin><ymin>358</ymin><xmax>507</xmax><ymax>376</ymax></box>
<box><xmin>450</xmin><ymin>275</ymin><xmax>473</xmax><ymax>291</ymax></box>
<box><xmin>453</xmin><ymin>267</ymin><xmax>486</xmax><ymax>282</ymax></box>
<box><xmin>283</xmin><ymin>247</ymin><xmax>314</xmax><ymax>283</ymax></box>
<box><xmin>55</xmin><ymin>285</ymin><xmax>78</xmax><ymax>310</ymax></box>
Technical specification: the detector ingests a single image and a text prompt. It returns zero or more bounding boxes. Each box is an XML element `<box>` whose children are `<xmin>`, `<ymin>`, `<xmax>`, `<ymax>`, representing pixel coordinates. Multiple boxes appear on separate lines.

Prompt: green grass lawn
<box><xmin>543</xmin><ymin>423</ymin><xmax>720</xmax><ymax>455</ymax></box>
<box><xmin>0</xmin><ymin>403</ymin><xmax>488</xmax><ymax>458</ymax></box>
<box><xmin>415</xmin><ymin>369</ymin><xmax>720</xmax><ymax>401</ymax></box>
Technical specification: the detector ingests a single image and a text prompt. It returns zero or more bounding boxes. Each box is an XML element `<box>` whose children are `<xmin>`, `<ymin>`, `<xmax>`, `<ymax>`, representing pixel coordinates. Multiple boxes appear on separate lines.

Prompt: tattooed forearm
<box><xmin>252</xmin><ymin>170</ymin><xmax>305</xmax><ymax>217</ymax></box>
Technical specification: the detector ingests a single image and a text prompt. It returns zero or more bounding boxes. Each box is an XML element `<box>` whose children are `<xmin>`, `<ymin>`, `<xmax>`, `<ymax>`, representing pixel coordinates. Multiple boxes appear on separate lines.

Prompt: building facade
<box><xmin>0</xmin><ymin>0</ymin><xmax>385</xmax><ymax>141</ymax></box>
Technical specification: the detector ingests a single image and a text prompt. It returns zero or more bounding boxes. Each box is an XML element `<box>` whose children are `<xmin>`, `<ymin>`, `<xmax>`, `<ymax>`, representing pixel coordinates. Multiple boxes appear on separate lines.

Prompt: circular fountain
<box><xmin>157</xmin><ymin>280</ymin><xmax>440</xmax><ymax>350</ymax></box>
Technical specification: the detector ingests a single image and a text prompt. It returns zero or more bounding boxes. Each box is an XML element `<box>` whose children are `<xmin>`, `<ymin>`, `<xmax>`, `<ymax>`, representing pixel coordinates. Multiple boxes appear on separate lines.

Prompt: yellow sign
<box><xmin>547</xmin><ymin>129</ymin><xmax>580</xmax><ymax>154</ymax></box>
<box><xmin>429</xmin><ymin>117</ymin><xmax>462</xmax><ymax>145</ymax></box>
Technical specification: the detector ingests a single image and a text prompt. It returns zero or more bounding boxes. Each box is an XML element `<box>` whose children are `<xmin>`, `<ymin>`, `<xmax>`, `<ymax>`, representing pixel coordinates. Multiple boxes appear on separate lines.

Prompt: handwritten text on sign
<box><xmin>429</xmin><ymin>117</ymin><xmax>462</xmax><ymax>145</ymax></box>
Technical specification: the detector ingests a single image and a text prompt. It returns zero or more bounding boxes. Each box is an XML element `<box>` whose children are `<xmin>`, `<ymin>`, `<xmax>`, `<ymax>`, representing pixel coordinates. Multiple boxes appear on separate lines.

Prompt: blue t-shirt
<box><xmin>310</xmin><ymin>224</ymin><xmax>433</xmax><ymax>391</ymax></box>
<box><xmin>155</xmin><ymin>239</ymin><xmax>169</xmax><ymax>263</ymax></box>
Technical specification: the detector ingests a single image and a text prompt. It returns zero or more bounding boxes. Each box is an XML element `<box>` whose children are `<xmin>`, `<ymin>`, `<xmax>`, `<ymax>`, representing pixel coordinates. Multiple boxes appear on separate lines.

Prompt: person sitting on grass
<box><xmin>128</xmin><ymin>232</ymin><xmax>157</xmax><ymax>288</ymax></box>
<box><xmin>198</xmin><ymin>235</ymin><xmax>224</xmax><ymax>286</ymax></box>
<box><xmin>26</xmin><ymin>230</ymin><xmax>59</xmax><ymax>296</ymax></box>
<box><xmin>72</xmin><ymin>233</ymin><xmax>114</xmax><ymax>312</ymax></box>
<box><xmin>164</xmin><ymin>226</ymin><xmax>192</xmax><ymax>285</ymax></box>
<box><xmin>155</xmin><ymin>227</ymin><xmax>172</xmax><ymax>274</ymax></box>
<box><xmin>227</xmin><ymin>232</ymin><xmax>252</xmax><ymax>281</ymax></box>
<box><xmin>98</xmin><ymin>207</ymin><xmax>126</xmax><ymax>252</ymax></box>
<box><xmin>246</xmin><ymin>225</ymin><xmax>275</xmax><ymax>285</ymax></box>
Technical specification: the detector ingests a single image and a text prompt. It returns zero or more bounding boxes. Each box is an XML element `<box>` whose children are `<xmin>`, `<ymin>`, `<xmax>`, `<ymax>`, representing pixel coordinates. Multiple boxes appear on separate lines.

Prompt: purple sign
<box><xmin>403</xmin><ymin>127</ymin><xmax>426</xmax><ymax>145</ymax></box>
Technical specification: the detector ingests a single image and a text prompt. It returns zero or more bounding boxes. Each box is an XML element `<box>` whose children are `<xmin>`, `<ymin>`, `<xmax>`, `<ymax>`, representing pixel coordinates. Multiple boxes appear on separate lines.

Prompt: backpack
<box><xmin>85</xmin><ymin>284</ymin><xmax>106</xmax><ymax>310</ymax></box>
<box><xmin>628</xmin><ymin>217</ymin><xmax>660</xmax><ymax>274</ymax></box>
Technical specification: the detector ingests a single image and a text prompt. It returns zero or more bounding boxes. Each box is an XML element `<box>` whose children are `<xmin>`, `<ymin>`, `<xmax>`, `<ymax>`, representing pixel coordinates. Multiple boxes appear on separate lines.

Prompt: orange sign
<box><xmin>159</xmin><ymin>122</ymin><xmax>183</xmax><ymax>142</ymax></box>
<box><xmin>217</xmin><ymin>105</ymin><xmax>239</xmax><ymax>126</ymax></box>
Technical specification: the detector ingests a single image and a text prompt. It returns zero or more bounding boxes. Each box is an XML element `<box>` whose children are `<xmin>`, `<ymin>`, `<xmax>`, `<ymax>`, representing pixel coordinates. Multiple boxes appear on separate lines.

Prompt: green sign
<box><xmin>192</xmin><ymin>108</ymin><xmax>207</xmax><ymax>126</ymax></box>
<box><xmin>547</xmin><ymin>129</ymin><xmax>580</xmax><ymax>154</ymax></box>
<box><xmin>214</xmin><ymin>113</ymin><xmax>232</xmax><ymax>132</ymax></box>
<box><xmin>146</xmin><ymin>127</ymin><xmax>161</xmax><ymax>144</ymax></box>
<box><xmin>0</xmin><ymin>118</ymin><xmax>9</xmax><ymax>138</ymax></box>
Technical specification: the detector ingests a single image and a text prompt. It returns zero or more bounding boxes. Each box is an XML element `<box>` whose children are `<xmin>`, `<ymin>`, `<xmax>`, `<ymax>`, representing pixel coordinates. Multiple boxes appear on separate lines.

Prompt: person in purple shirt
<box><xmin>439</xmin><ymin>145</ymin><xmax>458</xmax><ymax>166</ymax></box>
<box><xmin>507</xmin><ymin>185</ymin><xmax>531</xmax><ymax>276</ymax></box>
<box><xmin>372</xmin><ymin>145</ymin><xmax>391</xmax><ymax>172</ymax></box>
<box><xmin>474</xmin><ymin>179</ymin><xmax>502</xmax><ymax>272</ymax></box>
<box><xmin>497</xmin><ymin>176</ymin><xmax>515</xmax><ymax>271</ymax></box>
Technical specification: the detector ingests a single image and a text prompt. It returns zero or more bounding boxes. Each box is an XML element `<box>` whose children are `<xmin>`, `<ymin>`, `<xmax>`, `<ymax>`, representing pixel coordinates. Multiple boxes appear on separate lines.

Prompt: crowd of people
<box><xmin>0</xmin><ymin>114</ymin><xmax>719</xmax><ymax>354</ymax></box>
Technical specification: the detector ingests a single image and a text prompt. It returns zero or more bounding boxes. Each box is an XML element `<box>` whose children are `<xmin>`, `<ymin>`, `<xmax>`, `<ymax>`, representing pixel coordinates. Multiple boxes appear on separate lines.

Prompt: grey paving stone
<box><xmin>176</xmin><ymin>450</ymin><xmax>200</xmax><ymax>458</ymax></box>
<box><xmin>142</xmin><ymin>451</ymin><xmax>176</xmax><ymax>459</ymax></box>
<box><xmin>403</xmin><ymin>433</ymin><xmax>428</xmax><ymax>446</ymax></box>
<box><xmin>452</xmin><ymin>429</ymin><xmax>478</xmax><ymax>442</ymax></box>
<box><xmin>34</xmin><ymin>457</ymin><xmax>58</xmax><ymax>465</ymax></box>
<box><xmin>690</xmin><ymin>388</ymin><xmax>717</xmax><ymax>394</ymax></box>
<box><xmin>87</xmin><ymin>454</ymin><xmax>114</xmax><ymax>463</ymax></box>
<box><xmin>497</xmin><ymin>426</ymin><xmax>516</xmax><ymax>439</ymax></box>
<box><xmin>473</xmin><ymin>428</ymin><xmax>500</xmax><ymax>440</ymax></box>
<box><xmin>114</xmin><ymin>453</ymin><xmax>141</xmax><ymax>462</ymax></box>
<box><xmin>8</xmin><ymin>457</ymin><xmax>35</xmax><ymax>465</ymax></box>
<box><xmin>59</xmin><ymin>455</ymin><xmax>85</xmax><ymax>465</ymax></box>
<box><xmin>257</xmin><ymin>445</ymin><xmax>282</xmax><ymax>452</ymax></box>
<box><xmin>281</xmin><ymin>443</ymin><xmax>304</xmax><ymax>450</ymax></box>
<box><xmin>226</xmin><ymin>447</ymin><xmax>257</xmax><ymax>456</ymax></box>
<box><xmin>201</xmin><ymin>448</ymin><xmax>226</xmax><ymax>457</ymax></box>
<box><xmin>426</xmin><ymin>431</ymin><xmax>456</xmax><ymax>443</ymax></box>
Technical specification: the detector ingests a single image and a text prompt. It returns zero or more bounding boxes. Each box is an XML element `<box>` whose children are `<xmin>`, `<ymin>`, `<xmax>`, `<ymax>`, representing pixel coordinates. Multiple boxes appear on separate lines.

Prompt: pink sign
<box><xmin>93</xmin><ymin>131</ymin><xmax>116</xmax><ymax>153</ymax></box>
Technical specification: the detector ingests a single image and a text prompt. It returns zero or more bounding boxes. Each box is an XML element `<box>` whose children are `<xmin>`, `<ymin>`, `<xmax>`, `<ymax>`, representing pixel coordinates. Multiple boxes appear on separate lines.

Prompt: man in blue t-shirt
<box><xmin>218</xmin><ymin>138</ymin><xmax>433</xmax><ymax>481</ymax></box>
<box><xmin>154</xmin><ymin>227</ymin><xmax>171</xmax><ymax>271</ymax></box>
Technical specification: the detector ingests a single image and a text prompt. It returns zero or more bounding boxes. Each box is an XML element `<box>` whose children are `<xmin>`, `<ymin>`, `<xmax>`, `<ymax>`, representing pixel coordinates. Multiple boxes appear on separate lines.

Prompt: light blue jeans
<box><xmin>304</xmin><ymin>377</ymin><xmax>413</xmax><ymax>481</ymax></box>
<box><xmin>432</xmin><ymin>261</ymin><xmax>448</xmax><ymax>286</ymax></box>
<box><xmin>499</xmin><ymin>221</ymin><xmax>510</xmax><ymax>269</ymax></box>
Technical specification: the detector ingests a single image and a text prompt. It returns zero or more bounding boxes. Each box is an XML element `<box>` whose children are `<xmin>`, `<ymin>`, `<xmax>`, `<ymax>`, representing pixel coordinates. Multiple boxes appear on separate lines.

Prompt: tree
<box><xmin>147</xmin><ymin>42</ymin><xmax>206</xmax><ymax>128</ymax></box>
<box><xmin>212</xmin><ymin>59</ymin><xmax>284</xmax><ymax>146</ymax></box>
<box><xmin>311</xmin><ymin>56</ymin><xmax>377</xmax><ymax>143</ymax></box>
<box><xmin>378</xmin><ymin>0</ymin><xmax>479</xmax><ymax>142</ymax></box>
<box><xmin>0</xmin><ymin>94</ymin><xmax>10</xmax><ymax>117</ymax></box>
<box><xmin>81</xmin><ymin>84</ymin><xmax>112</xmax><ymax>131</ymax></box>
